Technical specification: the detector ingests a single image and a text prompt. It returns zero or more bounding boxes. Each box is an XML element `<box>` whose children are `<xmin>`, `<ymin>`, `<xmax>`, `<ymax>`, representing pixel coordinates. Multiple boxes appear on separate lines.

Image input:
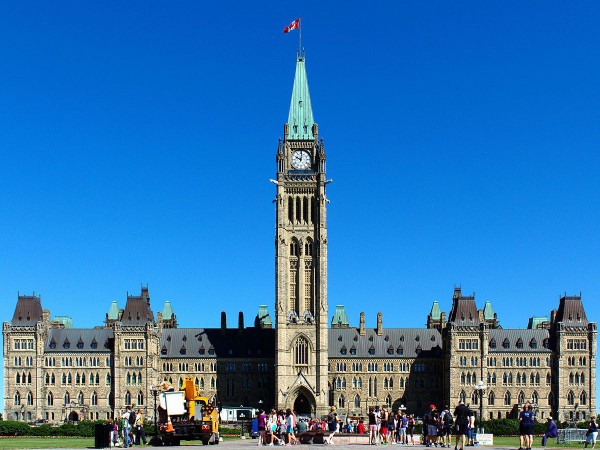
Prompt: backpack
<box><xmin>443</xmin><ymin>412</ymin><xmax>453</xmax><ymax>426</ymax></box>
<box><xmin>128</xmin><ymin>411</ymin><xmax>136</xmax><ymax>426</ymax></box>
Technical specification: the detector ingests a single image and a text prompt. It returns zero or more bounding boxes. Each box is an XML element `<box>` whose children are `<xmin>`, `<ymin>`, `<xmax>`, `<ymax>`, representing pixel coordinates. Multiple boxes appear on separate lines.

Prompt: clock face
<box><xmin>292</xmin><ymin>150</ymin><xmax>311</xmax><ymax>170</ymax></box>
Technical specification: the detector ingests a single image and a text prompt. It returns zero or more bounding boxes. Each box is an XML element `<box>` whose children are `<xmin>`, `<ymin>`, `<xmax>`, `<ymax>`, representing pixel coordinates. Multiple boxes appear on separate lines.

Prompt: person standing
<box><xmin>467</xmin><ymin>409</ymin><xmax>475</xmax><ymax>446</ymax></box>
<box><xmin>584</xmin><ymin>418</ymin><xmax>598</xmax><ymax>449</ymax></box>
<box><xmin>135</xmin><ymin>409</ymin><xmax>147</xmax><ymax>445</ymax></box>
<box><xmin>122</xmin><ymin>407</ymin><xmax>132</xmax><ymax>448</ymax></box>
<box><xmin>440</xmin><ymin>406</ymin><xmax>453</xmax><ymax>448</ymax></box>
<box><xmin>453</xmin><ymin>401</ymin><xmax>470</xmax><ymax>450</ymax></box>
<box><xmin>407</xmin><ymin>414</ymin><xmax>415</xmax><ymax>445</ymax></box>
<box><xmin>518</xmin><ymin>405</ymin><xmax>535</xmax><ymax>450</ymax></box>
<box><xmin>369</xmin><ymin>407</ymin><xmax>378</xmax><ymax>445</ymax></box>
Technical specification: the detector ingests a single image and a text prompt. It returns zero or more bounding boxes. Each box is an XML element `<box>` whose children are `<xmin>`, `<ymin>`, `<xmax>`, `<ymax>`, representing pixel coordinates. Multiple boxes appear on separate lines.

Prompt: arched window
<box><xmin>502</xmin><ymin>338</ymin><xmax>510</xmax><ymax>349</ymax></box>
<box><xmin>459</xmin><ymin>391</ymin><xmax>466</xmax><ymax>403</ymax></box>
<box><xmin>488</xmin><ymin>391</ymin><xmax>495</xmax><ymax>406</ymax></box>
<box><xmin>78</xmin><ymin>391</ymin><xmax>84</xmax><ymax>404</ymax></box>
<box><xmin>532</xmin><ymin>391</ymin><xmax>539</xmax><ymax>405</ymax></box>
<box><xmin>580</xmin><ymin>391</ymin><xmax>587</xmax><ymax>405</ymax></box>
<box><xmin>290</xmin><ymin>240</ymin><xmax>299</xmax><ymax>257</ymax></box>
<box><xmin>200</xmin><ymin>378</ymin><xmax>205</xmax><ymax>389</ymax></box>
<box><xmin>138</xmin><ymin>391</ymin><xmax>144</xmax><ymax>405</ymax></box>
<box><xmin>504</xmin><ymin>391</ymin><xmax>511</xmax><ymax>406</ymax></box>
<box><xmin>369</xmin><ymin>377</ymin><xmax>373</xmax><ymax>397</ymax></box>
<box><xmin>569</xmin><ymin>373</ymin><xmax>574</xmax><ymax>384</ymax></box>
<box><xmin>91</xmin><ymin>392</ymin><xmax>98</xmax><ymax>406</ymax></box>
<box><xmin>47</xmin><ymin>391</ymin><xmax>54</xmax><ymax>406</ymax></box>
<box><xmin>124</xmin><ymin>391</ymin><xmax>131</xmax><ymax>406</ymax></box>
<box><xmin>567</xmin><ymin>391</ymin><xmax>575</xmax><ymax>405</ymax></box>
<box><xmin>516</xmin><ymin>338</ymin><xmax>523</xmax><ymax>349</ymax></box>
<box><xmin>489</xmin><ymin>339</ymin><xmax>497</xmax><ymax>349</ymax></box>
<box><xmin>338</xmin><ymin>395</ymin><xmax>345</xmax><ymax>408</ymax></box>
<box><xmin>518</xmin><ymin>391</ymin><xmax>525</xmax><ymax>405</ymax></box>
<box><xmin>354</xmin><ymin>395</ymin><xmax>361</xmax><ymax>408</ymax></box>
<box><xmin>14</xmin><ymin>391</ymin><xmax>21</xmax><ymax>405</ymax></box>
<box><xmin>64</xmin><ymin>392</ymin><xmax>70</xmax><ymax>405</ymax></box>
<box><xmin>25</xmin><ymin>391</ymin><xmax>33</xmax><ymax>406</ymax></box>
<box><xmin>530</xmin><ymin>338</ymin><xmax>537</xmax><ymax>349</ymax></box>
<box><xmin>358</xmin><ymin>377</ymin><xmax>362</xmax><ymax>389</ymax></box>
<box><xmin>294</xmin><ymin>337</ymin><xmax>309</xmax><ymax>366</ymax></box>
<box><xmin>305</xmin><ymin>239</ymin><xmax>313</xmax><ymax>257</ymax></box>
<box><xmin>471</xmin><ymin>391</ymin><xmax>478</xmax><ymax>405</ymax></box>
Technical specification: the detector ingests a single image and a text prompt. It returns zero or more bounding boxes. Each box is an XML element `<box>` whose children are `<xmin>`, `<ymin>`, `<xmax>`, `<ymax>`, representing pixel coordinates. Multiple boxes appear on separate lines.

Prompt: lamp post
<box><xmin>474</xmin><ymin>380</ymin><xmax>486</xmax><ymax>433</ymax></box>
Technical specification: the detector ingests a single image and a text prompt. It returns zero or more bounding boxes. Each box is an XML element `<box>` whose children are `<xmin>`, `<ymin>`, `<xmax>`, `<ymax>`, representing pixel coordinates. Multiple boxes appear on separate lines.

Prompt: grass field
<box><xmin>0</xmin><ymin>437</ymin><xmax>94</xmax><ymax>449</ymax></box>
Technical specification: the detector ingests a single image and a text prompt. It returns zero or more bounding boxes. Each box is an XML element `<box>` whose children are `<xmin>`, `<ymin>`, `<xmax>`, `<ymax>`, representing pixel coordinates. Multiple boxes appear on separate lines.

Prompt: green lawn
<box><xmin>0</xmin><ymin>437</ymin><xmax>94</xmax><ymax>449</ymax></box>
<box><xmin>489</xmin><ymin>436</ymin><xmax>583</xmax><ymax>448</ymax></box>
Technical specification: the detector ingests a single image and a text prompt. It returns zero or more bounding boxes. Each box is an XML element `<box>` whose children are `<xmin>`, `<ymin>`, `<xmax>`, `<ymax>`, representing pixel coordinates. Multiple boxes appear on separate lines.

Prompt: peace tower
<box><xmin>274</xmin><ymin>53</ymin><xmax>329</xmax><ymax>416</ymax></box>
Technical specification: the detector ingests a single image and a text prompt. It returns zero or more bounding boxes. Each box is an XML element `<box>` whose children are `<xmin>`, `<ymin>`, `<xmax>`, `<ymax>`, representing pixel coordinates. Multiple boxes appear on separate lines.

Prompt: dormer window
<box><xmin>182</xmin><ymin>335</ymin><xmax>187</xmax><ymax>342</ymax></box>
<box><xmin>397</xmin><ymin>346</ymin><xmax>404</xmax><ymax>356</ymax></box>
<box><xmin>338</xmin><ymin>335</ymin><xmax>343</xmax><ymax>342</ymax></box>
<box><xmin>63</xmin><ymin>340</ymin><xmax>70</xmax><ymax>349</ymax></box>
<box><xmin>340</xmin><ymin>346</ymin><xmax>347</xmax><ymax>355</ymax></box>
<box><xmin>199</xmin><ymin>347</ymin><xmax>206</xmax><ymax>355</ymax></box>
<box><xmin>90</xmin><ymin>339</ymin><xmax>98</xmax><ymax>350</ymax></box>
<box><xmin>350</xmin><ymin>346</ymin><xmax>356</xmax><ymax>355</ymax></box>
<box><xmin>502</xmin><ymin>338</ymin><xmax>510</xmax><ymax>349</ymax></box>
<box><xmin>399</xmin><ymin>335</ymin><xmax>404</xmax><ymax>342</ymax></box>
<box><xmin>387</xmin><ymin>346</ymin><xmax>394</xmax><ymax>355</ymax></box>
<box><xmin>353</xmin><ymin>335</ymin><xmax>358</xmax><ymax>342</ymax></box>
<box><xmin>49</xmin><ymin>339</ymin><xmax>56</xmax><ymax>350</ymax></box>
<box><xmin>415</xmin><ymin>335</ymin><xmax>420</xmax><ymax>342</ymax></box>
<box><xmin>368</xmin><ymin>345</ymin><xmax>375</xmax><ymax>356</ymax></box>
<box><xmin>489</xmin><ymin>339</ymin><xmax>497</xmax><ymax>349</ymax></box>
<box><xmin>208</xmin><ymin>347</ymin><xmax>215</xmax><ymax>355</ymax></box>
<box><xmin>415</xmin><ymin>345</ymin><xmax>422</xmax><ymax>355</ymax></box>
<box><xmin>529</xmin><ymin>339</ymin><xmax>537</xmax><ymax>349</ymax></box>
<box><xmin>161</xmin><ymin>346</ymin><xmax>167</xmax><ymax>355</ymax></box>
<box><xmin>180</xmin><ymin>345</ymin><xmax>186</xmax><ymax>356</ymax></box>
<box><xmin>369</xmin><ymin>335</ymin><xmax>374</xmax><ymax>342</ymax></box>
<box><xmin>516</xmin><ymin>338</ymin><xmax>523</xmax><ymax>349</ymax></box>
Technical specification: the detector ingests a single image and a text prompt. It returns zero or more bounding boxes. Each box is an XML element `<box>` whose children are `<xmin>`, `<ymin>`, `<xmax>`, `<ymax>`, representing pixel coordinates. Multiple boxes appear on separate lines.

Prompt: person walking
<box><xmin>440</xmin><ymin>406</ymin><xmax>453</xmax><ymax>448</ymax></box>
<box><xmin>257</xmin><ymin>409</ymin><xmax>268</xmax><ymax>446</ymax></box>
<box><xmin>584</xmin><ymin>418</ymin><xmax>598</xmax><ymax>449</ymax></box>
<box><xmin>407</xmin><ymin>414</ymin><xmax>415</xmax><ymax>445</ymax></box>
<box><xmin>453</xmin><ymin>401</ymin><xmax>470</xmax><ymax>450</ymax></box>
<box><xmin>134</xmin><ymin>409</ymin><xmax>147</xmax><ymax>445</ymax></box>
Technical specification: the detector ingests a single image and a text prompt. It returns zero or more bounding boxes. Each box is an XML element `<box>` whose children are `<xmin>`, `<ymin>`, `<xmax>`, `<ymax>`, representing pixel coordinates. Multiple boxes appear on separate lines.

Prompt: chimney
<box><xmin>221</xmin><ymin>311</ymin><xmax>227</xmax><ymax>333</ymax></box>
<box><xmin>377</xmin><ymin>312</ymin><xmax>383</xmax><ymax>336</ymax></box>
<box><xmin>238</xmin><ymin>311</ymin><xmax>244</xmax><ymax>332</ymax></box>
<box><xmin>359</xmin><ymin>312</ymin><xmax>366</xmax><ymax>336</ymax></box>
<box><xmin>454</xmin><ymin>287</ymin><xmax>462</xmax><ymax>299</ymax></box>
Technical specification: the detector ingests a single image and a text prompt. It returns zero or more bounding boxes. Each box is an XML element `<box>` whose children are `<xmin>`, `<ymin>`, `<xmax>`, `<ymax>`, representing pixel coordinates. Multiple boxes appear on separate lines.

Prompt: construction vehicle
<box><xmin>157</xmin><ymin>377</ymin><xmax>220</xmax><ymax>446</ymax></box>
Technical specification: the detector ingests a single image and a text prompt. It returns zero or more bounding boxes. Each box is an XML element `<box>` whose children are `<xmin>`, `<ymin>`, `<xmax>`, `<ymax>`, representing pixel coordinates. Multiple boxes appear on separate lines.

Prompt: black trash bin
<box><xmin>94</xmin><ymin>423</ymin><xmax>111</xmax><ymax>448</ymax></box>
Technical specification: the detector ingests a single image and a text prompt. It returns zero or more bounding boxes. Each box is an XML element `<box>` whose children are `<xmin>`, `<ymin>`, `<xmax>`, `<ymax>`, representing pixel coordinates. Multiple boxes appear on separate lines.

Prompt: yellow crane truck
<box><xmin>157</xmin><ymin>377</ymin><xmax>220</xmax><ymax>446</ymax></box>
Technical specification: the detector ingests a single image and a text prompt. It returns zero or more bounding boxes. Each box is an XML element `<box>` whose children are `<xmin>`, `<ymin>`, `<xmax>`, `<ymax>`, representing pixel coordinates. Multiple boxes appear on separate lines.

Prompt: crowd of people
<box><xmin>108</xmin><ymin>406</ymin><xmax>147</xmax><ymax>448</ymax></box>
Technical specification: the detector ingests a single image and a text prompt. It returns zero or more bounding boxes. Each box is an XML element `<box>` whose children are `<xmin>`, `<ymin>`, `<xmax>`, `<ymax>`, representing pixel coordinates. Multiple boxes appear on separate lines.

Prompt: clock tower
<box><xmin>274</xmin><ymin>53</ymin><xmax>329</xmax><ymax>415</ymax></box>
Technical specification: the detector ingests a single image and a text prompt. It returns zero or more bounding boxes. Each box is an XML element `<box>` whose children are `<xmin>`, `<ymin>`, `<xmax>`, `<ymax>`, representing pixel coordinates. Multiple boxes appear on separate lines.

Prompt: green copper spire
<box><xmin>162</xmin><ymin>300</ymin><xmax>174</xmax><ymax>320</ymax></box>
<box><xmin>54</xmin><ymin>315</ymin><xmax>74</xmax><ymax>328</ymax></box>
<box><xmin>483</xmin><ymin>301</ymin><xmax>495</xmax><ymax>320</ymax></box>
<box><xmin>331</xmin><ymin>305</ymin><xmax>350</xmax><ymax>328</ymax></box>
<box><xmin>107</xmin><ymin>301</ymin><xmax>119</xmax><ymax>321</ymax></box>
<box><xmin>429</xmin><ymin>301</ymin><xmax>442</xmax><ymax>320</ymax></box>
<box><xmin>286</xmin><ymin>56</ymin><xmax>315</xmax><ymax>140</ymax></box>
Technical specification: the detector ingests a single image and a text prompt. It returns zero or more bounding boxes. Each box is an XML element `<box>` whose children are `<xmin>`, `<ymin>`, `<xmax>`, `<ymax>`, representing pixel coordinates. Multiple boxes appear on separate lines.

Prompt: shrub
<box><xmin>0</xmin><ymin>421</ymin><xmax>32</xmax><ymax>436</ymax></box>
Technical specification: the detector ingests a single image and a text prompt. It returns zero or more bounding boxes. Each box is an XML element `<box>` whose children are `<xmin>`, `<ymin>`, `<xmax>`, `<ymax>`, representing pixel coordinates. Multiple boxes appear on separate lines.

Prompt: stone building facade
<box><xmin>3</xmin><ymin>53</ymin><xmax>596</xmax><ymax>423</ymax></box>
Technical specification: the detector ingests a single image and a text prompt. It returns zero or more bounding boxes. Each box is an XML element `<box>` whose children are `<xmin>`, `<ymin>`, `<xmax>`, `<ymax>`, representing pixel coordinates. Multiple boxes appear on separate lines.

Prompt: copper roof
<box><xmin>12</xmin><ymin>295</ymin><xmax>43</xmax><ymax>326</ymax></box>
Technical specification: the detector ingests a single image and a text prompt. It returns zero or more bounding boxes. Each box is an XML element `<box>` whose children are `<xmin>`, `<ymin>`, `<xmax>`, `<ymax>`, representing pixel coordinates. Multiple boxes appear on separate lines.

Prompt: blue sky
<box><xmin>1</xmin><ymin>1</ymin><xmax>599</xmax><ymax>412</ymax></box>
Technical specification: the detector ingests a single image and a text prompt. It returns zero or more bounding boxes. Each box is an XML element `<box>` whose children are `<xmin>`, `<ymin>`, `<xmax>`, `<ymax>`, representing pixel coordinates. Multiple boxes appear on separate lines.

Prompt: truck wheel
<box><xmin>202</xmin><ymin>439</ymin><xmax>209</xmax><ymax>445</ymax></box>
<box><xmin>173</xmin><ymin>438</ymin><xmax>181</xmax><ymax>446</ymax></box>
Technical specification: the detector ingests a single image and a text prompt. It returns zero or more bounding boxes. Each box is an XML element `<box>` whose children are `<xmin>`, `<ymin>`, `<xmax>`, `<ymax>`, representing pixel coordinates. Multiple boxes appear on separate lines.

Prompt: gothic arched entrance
<box><xmin>291</xmin><ymin>387</ymin><xmax>315</xmax><ymax>416</ymax></box>
<box><xmin>68</xmin><ymin>411</ymin><xmax>79</xmax><ymax>422</ymax></box>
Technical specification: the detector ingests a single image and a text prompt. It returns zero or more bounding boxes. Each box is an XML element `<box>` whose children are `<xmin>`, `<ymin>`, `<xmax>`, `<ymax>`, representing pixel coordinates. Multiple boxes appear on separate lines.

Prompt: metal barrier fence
<box><xmin>557</xmin><ymin>428</ymin><xmax>587</xmax><ymax>444</ymax></box>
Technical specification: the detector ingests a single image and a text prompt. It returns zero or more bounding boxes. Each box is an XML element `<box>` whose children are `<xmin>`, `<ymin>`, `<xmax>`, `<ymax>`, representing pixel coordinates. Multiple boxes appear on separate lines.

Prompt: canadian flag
<box><xmin>284</xmin><ymin>18</ymin><xmax>300</xmax><ymax>33</ymax></box>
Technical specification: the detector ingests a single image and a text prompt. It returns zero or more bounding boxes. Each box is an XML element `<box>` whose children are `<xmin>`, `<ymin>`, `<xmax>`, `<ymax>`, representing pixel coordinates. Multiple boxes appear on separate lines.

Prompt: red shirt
<box><xmin>357</xmin><ymin>422</ymin><xmax>366</xmax><ymax>434</ymax></box>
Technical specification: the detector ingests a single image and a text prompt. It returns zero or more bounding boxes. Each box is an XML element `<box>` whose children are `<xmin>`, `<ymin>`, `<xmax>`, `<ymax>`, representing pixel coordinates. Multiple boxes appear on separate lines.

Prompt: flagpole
<box><xmin>299</xmin><ymin>18</ymin><xmax>303</xmax><ymax>57</ymax></box>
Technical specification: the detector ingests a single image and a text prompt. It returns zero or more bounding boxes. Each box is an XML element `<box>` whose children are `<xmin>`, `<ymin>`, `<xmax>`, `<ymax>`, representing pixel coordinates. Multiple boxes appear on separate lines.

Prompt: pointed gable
<box><xmin>447</xmin><ymin>287</ymin><xmax>480</xmax><ymax>326</ymax></box>
<box><xmin>12</xmin><ymin>294</ymin><xmax>43</xmax><ymax>326</ymax></box>
<box><xmin>121</xmin><ymin>287</ymin><xmax>155</xmax><ymax>326</ymax></box>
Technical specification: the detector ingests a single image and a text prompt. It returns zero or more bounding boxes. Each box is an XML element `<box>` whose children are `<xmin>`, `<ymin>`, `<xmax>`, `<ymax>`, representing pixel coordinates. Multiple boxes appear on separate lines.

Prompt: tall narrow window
<box><xmin>294</xmin><ymin>337</ymin><xmax>309</xmax><ymax>366</ymax></box>
<box><xmin>47</xmin><ymin>391</ymin><xmax>54</xmax><ymax>406</ymax></box>
<box><xmin>288</xmin><ymin>197</ymin><xmax>294</xmax><ymax>224</ymax></box>
<box><xmin>303</xmin><ymin>197</ymin><xmax>309</xmax><ymax>223</ymax></box>
<box><xmin>296</xmin><ymin>197</ymin><xmax>302</xmax><ymax>223</ymax></box>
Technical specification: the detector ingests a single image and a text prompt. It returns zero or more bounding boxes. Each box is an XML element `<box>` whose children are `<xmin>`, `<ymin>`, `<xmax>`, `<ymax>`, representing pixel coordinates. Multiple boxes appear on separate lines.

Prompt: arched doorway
<box><xmin>293</xmin><ymin>392</ymin><xmax>312</xmax><ymax>415</ymax></box>
<box><xmin>68</xmin><ymin>411</ymin><xmax>79</xmax><ymax>422</ymax></box>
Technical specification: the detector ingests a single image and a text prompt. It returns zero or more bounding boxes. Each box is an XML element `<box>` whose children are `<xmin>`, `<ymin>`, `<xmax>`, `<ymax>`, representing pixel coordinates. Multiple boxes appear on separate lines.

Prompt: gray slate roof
<box><xmin>328</xmin><ymin>328</ymin><xmax>442</xmax><ymax>358</ymax></box>
<box><xmin>160</xmin><ymin>328</ymin><xmax>275</xmax><ymax>358</ymax></box>
<box><xmin>45</xmin><ymin>328</ymin><xmax>114</xmax><ymax>353</ymax></box>
<box><xmin>488</xmin><ymin>329</ymin><xmax>551</xmax><ymax>353</ymax></box>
